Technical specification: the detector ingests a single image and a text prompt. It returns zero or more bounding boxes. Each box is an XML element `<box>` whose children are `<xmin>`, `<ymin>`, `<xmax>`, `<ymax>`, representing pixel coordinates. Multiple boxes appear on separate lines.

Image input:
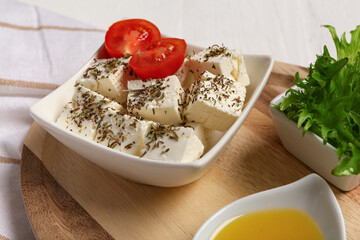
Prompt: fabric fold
<box><xmin>0</xmin><ymin>1</ymin><xmax>105</xmax><ymax>239</ymax></box>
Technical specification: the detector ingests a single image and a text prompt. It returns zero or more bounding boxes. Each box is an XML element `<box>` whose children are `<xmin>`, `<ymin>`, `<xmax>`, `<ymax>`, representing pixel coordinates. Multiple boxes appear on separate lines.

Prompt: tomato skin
<box><xmin>129</xmin><ymin>38</ymin><xmax>187</xmax><ymax>80</ymax></box>
<box><xmin>105</xmin><ymin>19</ymin><xmax>161</xmax><ymax>58</ymax></box>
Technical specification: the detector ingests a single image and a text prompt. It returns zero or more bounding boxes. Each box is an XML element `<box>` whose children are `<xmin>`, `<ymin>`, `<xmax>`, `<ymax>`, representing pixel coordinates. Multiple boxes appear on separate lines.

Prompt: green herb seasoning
<box><xmin>83</xmin><ymin>58</ymin><xmax>129</xmax><ymax>81</ymax></box>
<box><xmin>184</xmin><ymin>72</ymin><xmax>244</xmax><ymax>112</ymax></box>
<box><xmin>70</xmin><ymin>87</ymin><xmax>114</xmax><ymax>128</ymax></box>
<box><xmin>127</xmin><ymin>78</ymin><xmax>168</xmax><ymax>113</ymax></box>
<box><xmin>203</xmin><ymin>44</ymin><xmax>232</xmax><ymax>62</ymax></box>
<box><xmin>141</xmin><ymin>123</ymin><xmax>180</xmax><ymax>156</ymax></box>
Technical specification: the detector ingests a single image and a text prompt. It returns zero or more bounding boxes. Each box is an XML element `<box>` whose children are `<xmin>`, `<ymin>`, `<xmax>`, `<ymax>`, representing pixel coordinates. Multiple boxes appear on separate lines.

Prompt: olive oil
<box><xmin>212</xmin><ymin>209</ymin><xmax>324</xmax><ymax>240</ymax></box>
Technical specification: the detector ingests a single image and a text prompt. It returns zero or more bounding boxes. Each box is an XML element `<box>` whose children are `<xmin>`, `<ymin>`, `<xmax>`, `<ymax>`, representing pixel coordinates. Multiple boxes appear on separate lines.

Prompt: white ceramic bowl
<box><xmin>270</xmin><ymin>89</ymin><xmax>360</xmax><ymax>191</ymax></box>
<box><xmin>194</xmin><ymin>174</ymin><xmax>345</xmax><ymax>240</ymax></box>
<box><xmin>30</xmin><ymin>43</ymin><xmax>273</xmax><ymax>187</ymax></box>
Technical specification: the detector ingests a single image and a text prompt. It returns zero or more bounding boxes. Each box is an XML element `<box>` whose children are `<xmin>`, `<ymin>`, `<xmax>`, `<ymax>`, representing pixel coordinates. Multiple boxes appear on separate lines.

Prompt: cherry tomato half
<box><xmin>129</xmin><ymin>38</ymin><xmax>187</xmax><ymax>80</ymax></box>
<box><xmin>105</xmin><ymin>19</ymin><xmax>161</xmax><ymax>58</ymax></box>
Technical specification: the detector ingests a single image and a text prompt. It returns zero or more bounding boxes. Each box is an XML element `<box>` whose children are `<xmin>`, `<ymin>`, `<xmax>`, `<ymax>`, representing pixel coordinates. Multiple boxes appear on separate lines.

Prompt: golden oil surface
<box><xmin>212</xmin><ymin>208</ymin><xmax>324</xmax><ymax>240</ymax></box>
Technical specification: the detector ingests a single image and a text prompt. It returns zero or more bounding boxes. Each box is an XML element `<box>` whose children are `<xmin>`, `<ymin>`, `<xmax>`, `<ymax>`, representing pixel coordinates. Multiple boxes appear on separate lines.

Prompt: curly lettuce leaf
<box><xmin>323</xmin><ymin>25</ymin><xmax>360</xmax><ymax>64</ymax></box>
<box><xmin>279</xmin><ymin>26</ymin><xmax>360</xmax><ymax>176</ymax></box>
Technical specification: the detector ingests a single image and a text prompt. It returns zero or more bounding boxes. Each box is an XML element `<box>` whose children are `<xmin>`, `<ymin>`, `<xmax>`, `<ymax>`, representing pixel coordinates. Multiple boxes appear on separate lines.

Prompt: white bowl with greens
<box><xmin>270</xmin><ymin>25</ymin><xmax>360</xmax><ymax>191</ymax></box>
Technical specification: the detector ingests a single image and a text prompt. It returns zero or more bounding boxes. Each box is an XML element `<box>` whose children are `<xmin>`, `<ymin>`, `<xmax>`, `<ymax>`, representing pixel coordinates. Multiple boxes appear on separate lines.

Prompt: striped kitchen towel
<box><xmin>0</xmin><ymin>1</ymin><xmax>105</xmax><ymax>239</ymax></box>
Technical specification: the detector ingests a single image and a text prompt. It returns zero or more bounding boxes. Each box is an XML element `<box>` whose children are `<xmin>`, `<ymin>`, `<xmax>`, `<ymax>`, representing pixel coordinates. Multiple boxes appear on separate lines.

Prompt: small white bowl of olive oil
<box><xmin>193</xmin><ymin>174</ymin><xmax>345</xmax><ymax>240</ymax></box>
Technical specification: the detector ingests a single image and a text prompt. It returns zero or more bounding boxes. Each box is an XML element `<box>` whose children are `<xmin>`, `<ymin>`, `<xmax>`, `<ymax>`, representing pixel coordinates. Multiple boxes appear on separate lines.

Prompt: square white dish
<box><xmin>193</xmin><ymin>174</ymin><xmax>345</xmax><ymax>240</ymax></box>
<box><xmin>30</xmin><ymin>43</ymin><xmax>274</xmax><ymax>187</ymax></box>
<box><xmin>270</xmin><ymin>89</ymin><xmax>360</xmax><ymax>191</ymax></box>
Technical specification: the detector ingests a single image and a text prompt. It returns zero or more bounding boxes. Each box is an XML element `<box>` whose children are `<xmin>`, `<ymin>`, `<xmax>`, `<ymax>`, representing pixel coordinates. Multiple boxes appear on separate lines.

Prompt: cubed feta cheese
<box><xmin>231</xmin><ymin>50</ymin><xmax>250</xmax><ymax>86</ymax></box>
<box><xmin>175</xmin><ymin>58</ymin><xmax>190</xmax><ymax>84</ymax></box>
<box><xmin>77</xmin><ymin>57</ymin><xmax>138</xmax><ymax>104</ymax></box>
<box><xmin>204</xmin><ymin>128</ymin><xmax>224</xmax><ymax>152</ymax></box>
<box><xmin>140</xmin><ymin>123</ymin><xmax>204</xmax><ymax>163</ymax></box>
<box><xmin>181</xmin><ymin>122</ymin><xmax>207</xmax><ymax>151</ymax></box>
<box><xmin>187</xmin><ymin>45</ymin><xmax>250</xmax><ymax>86</ymax></box>
<box><xmin>127</xmin><ymin>76</ymin><xmax>184</xmax><ymax>125</ymax></box>
<box><xmin>56</xmin><ymin>102</ymin><xmax>97</xmax><ymax>140</ymax></box>
<box><xmin>95</xmin><ymin>109</ymin><xmax>149</xmax><ymax>156</ymax></box>
<box><xmin>183</xmin><ymin>71</ymin><xmax>246</xmax><ymax>132</ymax></box>
<box><xmin>56</xmin><ymin>85</ymin><xmax>123</xmax><ymax>140</ymax></box>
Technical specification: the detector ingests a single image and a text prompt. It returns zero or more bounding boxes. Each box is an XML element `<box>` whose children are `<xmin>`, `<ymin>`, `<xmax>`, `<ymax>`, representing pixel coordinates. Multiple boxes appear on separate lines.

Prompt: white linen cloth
<box><xmin>0</xmin><ymin>1</ymin><xmax>104</xmax><ymax>239</ymax></box>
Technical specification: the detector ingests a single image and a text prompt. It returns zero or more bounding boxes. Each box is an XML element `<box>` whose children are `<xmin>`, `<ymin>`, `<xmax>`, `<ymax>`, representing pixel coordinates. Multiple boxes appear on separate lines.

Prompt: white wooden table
<box><xmin>17</xmin><ymin>0</ymin><xmax>360</xmax><ymax>67</ymax></box>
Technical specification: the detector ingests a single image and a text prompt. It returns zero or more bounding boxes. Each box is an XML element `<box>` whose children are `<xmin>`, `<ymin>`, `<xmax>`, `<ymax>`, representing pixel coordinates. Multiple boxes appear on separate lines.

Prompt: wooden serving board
<box><xmin>21</xmin><ymin>62</ymin><xmax>360</xmax><ymax>240</ymax></box>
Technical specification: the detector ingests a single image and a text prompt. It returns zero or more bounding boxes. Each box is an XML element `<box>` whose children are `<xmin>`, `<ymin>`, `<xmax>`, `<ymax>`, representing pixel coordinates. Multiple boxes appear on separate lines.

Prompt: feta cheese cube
<box><xmin>140</xmin><ymin>123</ymin><xmax>204</xmax><ymax>163</ymax></box>
<box><xmin>56</xmin><ymin>85</ymin><xmax>123</xmax><ymax>140</ymax></box>
<box><xmin>56</xmin><ymin>102</ymin><xmax>97</xmax><ymax>140</ymax></box>
<box><xmin>127</xmin><ymin>76</ymin><xmax>184</xmax><ymax>125</ymax></box>
<box><xmin>175</xmin><ymin>58</ymin><xmax>190</xmax><ymax>84</ymax></box>
<box><xmin>181</xmin><ymin>71</ymin><xmax>196</xmax><ymax>90</ymax></box>
<box><xmin>231</xmin><ymin>50</ymin><xmax>250</xmax><ymax>86</ymax></box>
<box><xmin>95</xmin><ymin>109</ymin><xmax>149</xmax><ymax>156</ymax></box>
<box><xmin>77</xmin><ymin>57</ymin><xmax>138</xmax><ymax>104</ymax></box>
<box><xmin>204</xmin><ymin>128</ymin><xmax>224</xmax><ymax>152</ymax></box>
<box><xmin>72</xmin><ymin>85</ymin><xmax>123</xmax><ymax>111</ymax></box>
<box><xmin>181</xmin><ymin>122</ymin><xmax>207</xmax><ymax>151</ymax></box>
<box><xmin>187</xmin><ymin>45</ymin><xmax>250</xmax><ymax>86</ymax></box>
<box><xmin>183</xmin><ymin>71</ymin><xmax>246</xmax><ymax>132</ymax></box>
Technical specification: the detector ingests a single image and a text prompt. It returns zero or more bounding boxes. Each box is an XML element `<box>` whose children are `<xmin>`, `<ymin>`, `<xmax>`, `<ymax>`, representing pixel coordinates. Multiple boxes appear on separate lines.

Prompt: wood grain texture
<box><xmin>21</xmin><ymin>146</ymin><xmax>113</xmax><ymax>240</ymax></box>
<box><xmin>21</xmin><ymin>62</ymin><xmax>360</xmax><ymax>239</ymax></box>
<box><xmin>0</xmin><ymin>234</ymin><xmax>10</xmax><ymax>240</ymax></box>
